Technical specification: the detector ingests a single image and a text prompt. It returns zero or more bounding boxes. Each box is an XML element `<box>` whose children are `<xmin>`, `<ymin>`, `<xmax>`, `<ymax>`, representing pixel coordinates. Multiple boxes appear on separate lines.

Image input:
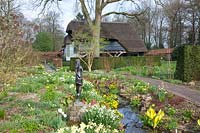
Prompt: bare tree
<box><xmin>156</xmin><ymin>0</ymin><xmax>184</xmax><ymax>48</ymax></box>
<box><xmin>184</xmin><ymin>0</ymin><xmax>200</xmax><ymax>45</ymax></box>
<box><xmin>35</xmin><ymin>0</ymin><xmax>146</xmax><ymax>57</ymax></box>
<box><xmin>33</xmin><ymin>11</ymin><xmax>64</xmax><ymax>50</ymax></box>
<box><xmin>0</xmin><ymin>1</ymin><xmax>40</xmax><ymax>86</ymax></box>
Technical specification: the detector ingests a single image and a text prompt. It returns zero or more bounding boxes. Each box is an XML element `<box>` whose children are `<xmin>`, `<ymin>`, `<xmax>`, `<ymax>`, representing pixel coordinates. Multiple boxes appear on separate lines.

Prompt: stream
<box><xmin>118</xmin><ymin>96</ymin><xmax>146</xmax><ymax>133</ymax></box>
<box><xmin>118</xmin><ymin>106</ymin><xmax>145</xmax><ymax>133</ymax></box>
<box><xmin>44</xmin><ymin>63</ymin><xmax>146</xmax><ymax>132</ymax></box>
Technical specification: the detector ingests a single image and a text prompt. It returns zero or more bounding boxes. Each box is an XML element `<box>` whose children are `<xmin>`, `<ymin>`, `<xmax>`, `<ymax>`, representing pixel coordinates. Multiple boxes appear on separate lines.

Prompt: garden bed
<box><xmin>0</xmin><ymin>65</ymin><xmax>200</xmax><ymax>132</ymax></box>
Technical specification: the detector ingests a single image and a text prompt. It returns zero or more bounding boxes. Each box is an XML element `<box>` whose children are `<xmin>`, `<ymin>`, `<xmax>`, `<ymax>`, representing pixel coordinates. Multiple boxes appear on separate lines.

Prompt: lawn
<box><xmin>114</xmin><ymin>61</ymin><xmax>183</xmax><ymax>84</ymax></box>
<box><xmin>0</xmin><ymin>64</ymin><xmax>200</xmax><ymax>132</ymax></box>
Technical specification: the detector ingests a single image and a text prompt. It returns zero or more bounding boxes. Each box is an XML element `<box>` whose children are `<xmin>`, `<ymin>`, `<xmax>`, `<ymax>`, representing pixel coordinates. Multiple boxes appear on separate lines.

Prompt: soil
<box><xmin>151</xmin><ymin>94</ymin><xmax>200</xmax><ymax>132</ymax></box>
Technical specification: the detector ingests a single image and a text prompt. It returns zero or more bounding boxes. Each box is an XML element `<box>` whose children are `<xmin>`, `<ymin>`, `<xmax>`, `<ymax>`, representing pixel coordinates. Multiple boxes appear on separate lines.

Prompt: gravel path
<box><xmin>133</xmin><ymin>75</ymin><xmax>200</xmax><ymax>106</ymax></box>
<box><xmin>44</xmin><ymin>64</ymin><xmax>55</xmax><ymax>73</ymax></box>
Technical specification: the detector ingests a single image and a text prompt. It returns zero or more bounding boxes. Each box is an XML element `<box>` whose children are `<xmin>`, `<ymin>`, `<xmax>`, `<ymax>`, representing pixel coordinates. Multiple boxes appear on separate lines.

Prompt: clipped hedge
<box><xmin>70</xmin><ymin>56</ymin><xmax>161</xmax><ymax>71</ymax></box>
<box><xmin>175</xmin><ymin>45</ymin><xmax>200</xmax><ymax>82</ymax></box>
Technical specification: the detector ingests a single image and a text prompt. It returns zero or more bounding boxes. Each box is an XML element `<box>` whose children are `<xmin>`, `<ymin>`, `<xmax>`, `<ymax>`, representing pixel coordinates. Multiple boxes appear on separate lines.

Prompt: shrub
<box><xmin>132</xmin><ymin>81</ymin><xmax>150</xmax><ymax>94</ymax></box>
<box><xmin>157</xmin><ymin>88</ymin><xmax>168</xmax><ymax>102</ymax></box>
<box><xmin>21</xmin><ymin>120</ymin><xmax>41</xmax><ymax>132</ymax></box>
<box><xmin>165</xmin><ymin>119</ymin><xmax>178</xmax><ymax>130</ymax></box>
<box><xmin>70</xmin><ymin>56</ymin><xmax>161</xmax><ymax>71</ymax></box>
<box><xmin>102</xmin><ymin>94</ymin><xmax>119</xmax><ymax>109</ymax></box>
<box><xmin>0</xmin><ymin>14</ymin><xmax>40</xmax><ymax>87</ymax></box>
<box><xmin>80</xmin><ymin>90</ymin><xmax>103</xmax><ymax>103</ymax></box>
<box><xmin>0</xmin><ymin>91</ymin><xmax>8</xmax><ymax>100</ymax></box>
<box><xmin>11</xmin><ymin>77</ymin><xmax>44</xmax><ymax>93</ymax></box>
<box><xmin>40</xmin><ymin>85</ymin><xmax>60</xmax><ymax>102</ymax></box>
<box><xmin>166</xmin><ymin>106</ymin><xmax>176</xmax><ymax>117</ymax></box>
<box><xmin>130</xmin><ymin>96</ymin><xmax>141</xmax><ymax>109</ymax></box>
<box><xmin>175</xmin><ymin>45</ymin><xmax>200</xmax><ymax>82</ymax></box>
<box><xmin>33</xmin><ymin>32</ymin><xmax>54</xmax><ymax>52</ymax></box>
<box><xmin>82</xmin><ymin>105</ymin><xmax>123</xmax><ymax>129</ymax></box>
<box><xmin>182</xmin><ymin>110</ymin><xmax>193</xmax><ymax>121</ymax></box>
<box><xmin>0</xmin><ymin>109</ymin><xmax>5</xmax><ymax>119</ymax></box>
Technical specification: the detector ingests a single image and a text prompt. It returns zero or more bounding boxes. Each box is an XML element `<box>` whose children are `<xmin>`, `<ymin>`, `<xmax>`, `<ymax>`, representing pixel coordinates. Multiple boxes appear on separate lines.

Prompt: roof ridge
<box><xmin>71</xmin><ymin>20</ymin><xmax>129</xmax><ymax>24</ymax></box>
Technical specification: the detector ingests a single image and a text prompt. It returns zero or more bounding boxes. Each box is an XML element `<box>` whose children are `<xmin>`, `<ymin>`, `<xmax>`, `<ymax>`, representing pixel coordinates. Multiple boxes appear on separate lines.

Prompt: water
<box><xmin>118</xmin><ymin>106</ymin><xmax>145</xmax><ymax>133</ymax></box>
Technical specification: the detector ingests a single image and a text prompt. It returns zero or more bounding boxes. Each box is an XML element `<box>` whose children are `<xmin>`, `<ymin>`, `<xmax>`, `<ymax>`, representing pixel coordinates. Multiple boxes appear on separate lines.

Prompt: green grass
<box><xmin>1</xmin><ymin>64</ymin><xmax>195</xmax><ymax>132</ymax></box>
<box><xmin>114</xmin><ymin>61</ymin><xmax>182</xmax><ymax>84</ymax></box>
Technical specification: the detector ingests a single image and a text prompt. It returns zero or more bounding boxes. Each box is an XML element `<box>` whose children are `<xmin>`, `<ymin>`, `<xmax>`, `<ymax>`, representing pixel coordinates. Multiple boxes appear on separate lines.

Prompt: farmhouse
<box><xmin>64</xmin><ymin>21</ymin><xmax>147</xmax><ymax>60</ymax></box>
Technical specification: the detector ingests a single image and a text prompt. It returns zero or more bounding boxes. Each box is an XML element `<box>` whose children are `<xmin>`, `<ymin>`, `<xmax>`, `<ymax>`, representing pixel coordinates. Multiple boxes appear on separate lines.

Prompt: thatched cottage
<box><xmin>63</xmin><ymin>21</ymin><xmax>147</xmax><ymax>60</ymax></box>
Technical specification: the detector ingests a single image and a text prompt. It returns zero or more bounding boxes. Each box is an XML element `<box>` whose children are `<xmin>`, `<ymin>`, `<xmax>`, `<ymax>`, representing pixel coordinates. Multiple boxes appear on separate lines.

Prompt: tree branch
<box><xmin>79</xmin><ymin>0</ymin><xmax>93</xmax><ymax>26</ymax></box>
<box><xmin>101</xmin><ymin>0</ymin><xmax>121</xmax><ymax>9</ymax></box>
<box><xmin>102</xmin><ymin>8</ymin><xmax>148</xmax><ymax>19</ymax></box>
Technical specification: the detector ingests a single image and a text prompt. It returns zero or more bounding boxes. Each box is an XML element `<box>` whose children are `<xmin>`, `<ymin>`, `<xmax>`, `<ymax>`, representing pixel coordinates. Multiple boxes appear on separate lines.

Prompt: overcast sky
<box><xmin>19</xmin><ymin>0</ymin><xmax>76</xmax><ymax>31</ymax></box>
<box><xmin>19</xmin><ymin>0</ymin><xmax>139</xmax><ymax>32</ymax></box>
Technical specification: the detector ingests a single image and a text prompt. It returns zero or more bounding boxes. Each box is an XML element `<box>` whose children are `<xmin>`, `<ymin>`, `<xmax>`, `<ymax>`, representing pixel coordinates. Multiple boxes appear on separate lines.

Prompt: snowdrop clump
<box><xmin>58</xmin><ymin>108</ymin><xmax>67</xmax><ymax>118</ymax></box>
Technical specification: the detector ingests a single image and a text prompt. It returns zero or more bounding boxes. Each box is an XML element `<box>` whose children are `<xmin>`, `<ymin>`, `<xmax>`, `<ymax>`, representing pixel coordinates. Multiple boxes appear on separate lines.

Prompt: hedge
<box><xmin>175</xmin><ymin>45</ymin><xmax>200</xmax><ymax>82</ymax></box>
<box><xmin>70</xmin><ymin>56</ymin><xmax>161</xmax><ymax>71</ymax></box>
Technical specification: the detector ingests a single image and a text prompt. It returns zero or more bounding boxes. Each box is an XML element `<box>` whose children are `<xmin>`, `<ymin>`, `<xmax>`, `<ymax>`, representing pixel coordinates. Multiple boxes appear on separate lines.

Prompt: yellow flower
<box><xmin>153</xmin><ymin>115</ymin><xmax>160</xmax><ymax>128</ymax></box>
<box><xmin>146</xmin><ymin>107</ymin><xmax>156</xmax><ymax>120</ymax></box>
<box><xmin>145</xmin><ymin>107</ymin><xmax>165</xmax><ymax>129</ymax></box>
<box><xmin>45</xmin><ymin>85</ymin><xmax>50</xmax><ymax>89</ymax></box>
<box><xmin>157</xmin><ymin>109</ymin><xmax>164</xmax><ymax>117</ymax></box>
<box><xmin>198</xmin><ymin>119</ymin><xmax>200</xmax><ymax>126</ymax></box>
<box><xmin>153</xmin><ymin>110</ymin><xmax>164</xmax><ymax>128</ymax></box>
<box><xmin>112</xmin><ymin>100</ymin><xmax>119</xmax><ymax>109</ymax></box>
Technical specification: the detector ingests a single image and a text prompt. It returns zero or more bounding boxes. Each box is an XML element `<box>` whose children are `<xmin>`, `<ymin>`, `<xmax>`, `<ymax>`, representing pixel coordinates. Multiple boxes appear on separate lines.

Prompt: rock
<box><xmin>140</xmin><ymin>94</ymin><xmax>152</xmax><ymax>112</ymax></box>
<box><xmin>135</xmin><ymin>121</ymin><xmax>143</xmax><ymax>128</ymax></box>
<box><xmin>188</xmin><ymin>81</ymin><xmax>195</xmax><ymax>86</ymax></box>
<box><xmin>68</xmin><ymin>101</ymin><xmax>88</xmax><ymax>122</ymax></box>
<box><xmin>118</xmin><ymin>106</ymin><xmax>144</xmax><ymax>133</ymax></box>
<box><xmin>126</xmin><ymin>126</ymin><xmax>145</xmax><ymax>133</ymax></box>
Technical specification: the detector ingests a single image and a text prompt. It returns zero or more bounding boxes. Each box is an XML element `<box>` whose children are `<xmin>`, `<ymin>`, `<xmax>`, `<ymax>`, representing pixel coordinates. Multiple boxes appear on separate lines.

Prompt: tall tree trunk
<box><xmin>159</xmin><ymin>17</ymin><xmax>164</xmax><ymax>48</ymax></box>
<box><xmin>91</xmin><ymin>22</ymin><xmax>101</xmax><ymax>57</ymax></box>
<box><xmin>169</xmin><ymin>21</ymin><xmax>174</xmax><ymax>48</ymax></box>
<box><xmin>192</xmin><ymin>12</ymin><xmax>195</xmax><ymax>45</ymax></box>
<box><xmin>92</xmin><ymin>0</ymin><xmax>101</xmax><ymax>57</ymax></box>
<box><xmin>198</xmin><ymin>16</ymin><xmax>200</xmax><ymax>44</ymax></box>
<box><xmin>179</xmin><ymin>14</ymin><xmax>182</xmax><ymax>46</ymax></box>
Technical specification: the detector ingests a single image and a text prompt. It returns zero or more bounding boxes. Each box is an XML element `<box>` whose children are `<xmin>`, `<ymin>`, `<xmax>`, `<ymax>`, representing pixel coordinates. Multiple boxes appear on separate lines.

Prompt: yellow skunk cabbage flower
<box><xmin>198</xmin><ymin>119</ymin><xmax>200</xmax><ymax>126</ymax></box>
<box><xmin>153</xmin><ymin>110</ymin><xmax>165</xmax><ymax>128</ymax></box>
<box><xmin>157</xmin><ymin>109</ymin><xmax>165</xmax><ymax>119</ymax></box>
<box><xmin>145</xmin><ymin>107</ymin><xmax>165</xmax><ymax>129</ymax></box>
<box><xmin>146</xmin><ymin>107</ymin><xmax>156</xmax><ymax>120</ymax></box>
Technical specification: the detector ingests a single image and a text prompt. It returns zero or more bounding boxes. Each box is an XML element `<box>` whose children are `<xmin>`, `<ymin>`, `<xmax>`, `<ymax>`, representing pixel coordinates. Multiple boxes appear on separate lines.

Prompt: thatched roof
<box><xmin>66</xmin><ymin>21</ymin><xmax>147</xmax><ymax>53</ymax></box>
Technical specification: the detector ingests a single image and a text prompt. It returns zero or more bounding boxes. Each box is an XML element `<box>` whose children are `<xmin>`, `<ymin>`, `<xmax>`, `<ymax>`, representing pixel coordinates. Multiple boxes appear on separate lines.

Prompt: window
<box><xmin>64</xmin><ymin>44</ymin><xmax>75</xmax><ymax>61</ymax></box>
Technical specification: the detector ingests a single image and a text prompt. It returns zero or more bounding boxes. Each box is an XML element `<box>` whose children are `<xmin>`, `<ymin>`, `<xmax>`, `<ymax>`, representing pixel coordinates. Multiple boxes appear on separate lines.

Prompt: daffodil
<box><xmin>80</xmin><ymin>122</ymin><xmax>87</xmax><ymax>129</ymax></box>
<box><xmin>198</xmin><ymin>119</ymin><xmax>200</xmax><ymax>126</ymax></box>
<box><xmin>112</xmin><ymin>100</ymin><xmax>119</xmax><ymax>109</ymax></box>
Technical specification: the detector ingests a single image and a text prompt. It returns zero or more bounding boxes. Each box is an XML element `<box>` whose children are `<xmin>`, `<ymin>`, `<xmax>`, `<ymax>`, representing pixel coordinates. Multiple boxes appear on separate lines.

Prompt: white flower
<box><xmin>60</xmin><ymin>77</ymin><xmax>65</xmax><ymax>81</ymax></box>
<box><xmin>58</xmin><ymin>108</ymin><xmax>63</xmax><ymax>114</ymax></box>
<box><xmin>71</xmin><ymin>126</ymin><xmax>78</xmax><ymax>133</ymax></box>
<box><xmin>57</xmin><ymin>128</ymin><xmax>65</xmax><ymax>133</ymax></box>
<box><xmin>69</xmin><ymin>84</ymin><xmax>75</xmax><ymax>89</ymax></box>
<box><xmin>63</xmin><ymin>114</ymin><xmax>67</xmax><ymax>118</ymax></box>
<box><xmin>80</xmin><ymin>122</ymin><xmax>86</xmax><ymax>129</ymax></box>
